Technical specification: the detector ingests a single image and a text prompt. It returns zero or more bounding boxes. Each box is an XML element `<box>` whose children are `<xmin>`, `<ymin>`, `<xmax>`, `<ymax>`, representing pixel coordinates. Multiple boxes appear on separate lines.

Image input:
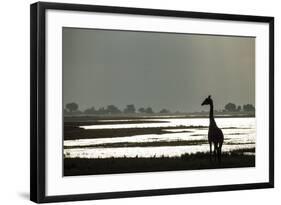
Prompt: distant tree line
<box><xmin>224</xmin><ymin>103</ymin><xmax>255</xmax><ymax>112</ymax></box>
<box><xmin>64</xmin><ymin>102</ymin><xmax>171</xmax><ymax>115</ymax></box>
<box><xmin>64</xmin><ymin>102</ymin><xmax>255</xmax><ymax>115</ymax></box>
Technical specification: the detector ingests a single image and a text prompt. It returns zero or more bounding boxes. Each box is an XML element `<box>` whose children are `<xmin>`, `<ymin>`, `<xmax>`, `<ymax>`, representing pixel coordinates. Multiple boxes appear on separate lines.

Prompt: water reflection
<box><xmin>80</xmin><ymin>118</ymin><xmax>253</xmax><ymax>130</ymax></box>
<box><xmin>64</xmin><ymin>117</ymin><xmax>255</xmax><ymax>158</ymax></box>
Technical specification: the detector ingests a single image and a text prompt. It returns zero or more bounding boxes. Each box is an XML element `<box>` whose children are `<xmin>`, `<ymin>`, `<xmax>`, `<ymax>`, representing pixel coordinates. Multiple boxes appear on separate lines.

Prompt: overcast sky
<box><xmin>63</xmin><ymin>27</ymin><xmax>255</xmax><ymax>112</ymax></box>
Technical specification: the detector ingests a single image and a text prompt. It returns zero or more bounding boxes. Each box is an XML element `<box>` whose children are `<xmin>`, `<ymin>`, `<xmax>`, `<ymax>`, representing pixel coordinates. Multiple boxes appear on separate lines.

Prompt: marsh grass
<box><xmin>64</xmin><ymin>149</ymin><xmax>255</xmax><ymax>176</ymax></box>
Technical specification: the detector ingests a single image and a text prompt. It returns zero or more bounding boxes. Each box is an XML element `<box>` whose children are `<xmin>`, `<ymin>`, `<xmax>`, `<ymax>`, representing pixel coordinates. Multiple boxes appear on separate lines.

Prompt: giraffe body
<box><xmin>201</xmin><ymin>96</ymin><xmax>224</xmax><ymax>162</ymax></box>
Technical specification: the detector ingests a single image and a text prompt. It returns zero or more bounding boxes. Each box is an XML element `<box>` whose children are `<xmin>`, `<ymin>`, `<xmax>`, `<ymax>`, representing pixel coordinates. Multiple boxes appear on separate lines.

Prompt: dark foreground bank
<box><xmin>64</xmin><ymin>150</ymin><xmax>255</xmax><ymax>176</ymax></box>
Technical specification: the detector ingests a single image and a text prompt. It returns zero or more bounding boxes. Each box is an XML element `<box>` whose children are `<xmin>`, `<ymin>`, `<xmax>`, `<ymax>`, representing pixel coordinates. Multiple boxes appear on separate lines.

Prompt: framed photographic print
<box><xmin>30</xmin><ymin>2</ymin><xmax>274</xmax><ymax>203</ymax></box>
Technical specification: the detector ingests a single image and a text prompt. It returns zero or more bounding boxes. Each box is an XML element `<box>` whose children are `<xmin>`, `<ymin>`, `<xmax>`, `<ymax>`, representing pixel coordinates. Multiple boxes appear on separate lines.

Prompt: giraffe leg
<box><xmin>214</xmin><ymin>143</ymin><xmax>218</xmax><ymax>162</ymax></box>
<box><xmin>218</xmin><ymin>143</ymin><xmax>223</xmax><ymax>163</ymax></box>
<box><xmin>209</xmin><ymin>142</ymin><xmax>212</xmax><ymax>161</ymax></box>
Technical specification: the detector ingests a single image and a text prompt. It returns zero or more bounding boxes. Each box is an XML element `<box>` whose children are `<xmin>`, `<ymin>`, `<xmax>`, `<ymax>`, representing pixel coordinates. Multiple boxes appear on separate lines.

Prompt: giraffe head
<box><xmin>201</xmin><ymin>95</ymin><xmax>213</xmax><ymax>106</ymax></box>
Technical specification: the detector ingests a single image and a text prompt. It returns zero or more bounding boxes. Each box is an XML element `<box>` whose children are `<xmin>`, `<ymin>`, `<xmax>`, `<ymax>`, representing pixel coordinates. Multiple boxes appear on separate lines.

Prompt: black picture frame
<box><xmin>30</xmin><ymin>2</ymin><xmax>274</xmax><ymax>203</ymax></box>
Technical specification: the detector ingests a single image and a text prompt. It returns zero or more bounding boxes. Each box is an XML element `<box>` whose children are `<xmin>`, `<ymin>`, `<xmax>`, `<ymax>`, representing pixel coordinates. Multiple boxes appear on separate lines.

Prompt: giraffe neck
<box><xmin>209</xmin><ymin>103</ymin><xmax>217</xmax><ymax>127</ymax></box>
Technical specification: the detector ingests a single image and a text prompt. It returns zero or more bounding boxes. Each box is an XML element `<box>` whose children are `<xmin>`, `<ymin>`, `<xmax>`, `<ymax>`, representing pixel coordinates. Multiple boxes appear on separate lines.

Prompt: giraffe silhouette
<box><xmin>201</xmin><ymin>95</ymin><xmax>224</xmax><ymax>162</ymax></box>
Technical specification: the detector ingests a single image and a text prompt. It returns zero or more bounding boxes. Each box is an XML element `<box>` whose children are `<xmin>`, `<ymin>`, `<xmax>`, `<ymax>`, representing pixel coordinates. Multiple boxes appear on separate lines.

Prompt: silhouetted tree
<box><xmin>96</xmin><ymin>107</ymin><xmax>106</xmax><ymax>114</ymax></box>
<box><xmin>124</xmin><ymin>104</ymin><xmax>136</xmax><ymax>114</ymax></box>
<box><xmin>145</xmin><ymin>107</ymin><xmax>154</xmax><ymax>114</ymax></box>
<box><xmin>243</xmin><ymin>104</ymin><xmax>255</xmax><ymax>112</ymax></box>
<box><xmin>106</xmin><ymin>105</ymin><xmax>121</xmax><ymax>114</ymax></box>
<box><xmin>138</xmin><ymin>107</ymin><xmax>145</xmax><ymax>113</ymax></box>
<box><xmin>84</xmin><ymin>106</ymin><xmax>96</xmax><ymax>114</ymax></box>
<box><xmin>66</xmin><ymin>102</ymin><xmax>78</xmax><ymax>112</ymax></box>
<box><xmin>159</xmin><ymin>108</ymin><xmax>170</xmax><ymax>114</ymax></box>
<box><xmin>237</xmin><ymin>105</ymin><xmax>241</xmax><ymax>112</ymax></box>
<box><xmin>224</xmin><ymin>103</ymin><xmax>236</xmax><ymax>112</ymax></box>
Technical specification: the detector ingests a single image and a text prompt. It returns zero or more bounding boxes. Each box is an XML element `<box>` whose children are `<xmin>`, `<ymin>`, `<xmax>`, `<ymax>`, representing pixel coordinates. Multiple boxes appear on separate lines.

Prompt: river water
<box><xmin>64</xmin><ymin>117</ymin><xmax>255</xmax><ymax>158</ymax></box>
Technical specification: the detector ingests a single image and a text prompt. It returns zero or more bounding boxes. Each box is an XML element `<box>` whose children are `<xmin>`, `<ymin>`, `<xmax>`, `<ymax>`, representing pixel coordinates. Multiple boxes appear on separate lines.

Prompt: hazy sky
<box><xmin>63</xmin><ymin>27</ymin><xmax>255</xmax><ymax>112</ymax></box>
